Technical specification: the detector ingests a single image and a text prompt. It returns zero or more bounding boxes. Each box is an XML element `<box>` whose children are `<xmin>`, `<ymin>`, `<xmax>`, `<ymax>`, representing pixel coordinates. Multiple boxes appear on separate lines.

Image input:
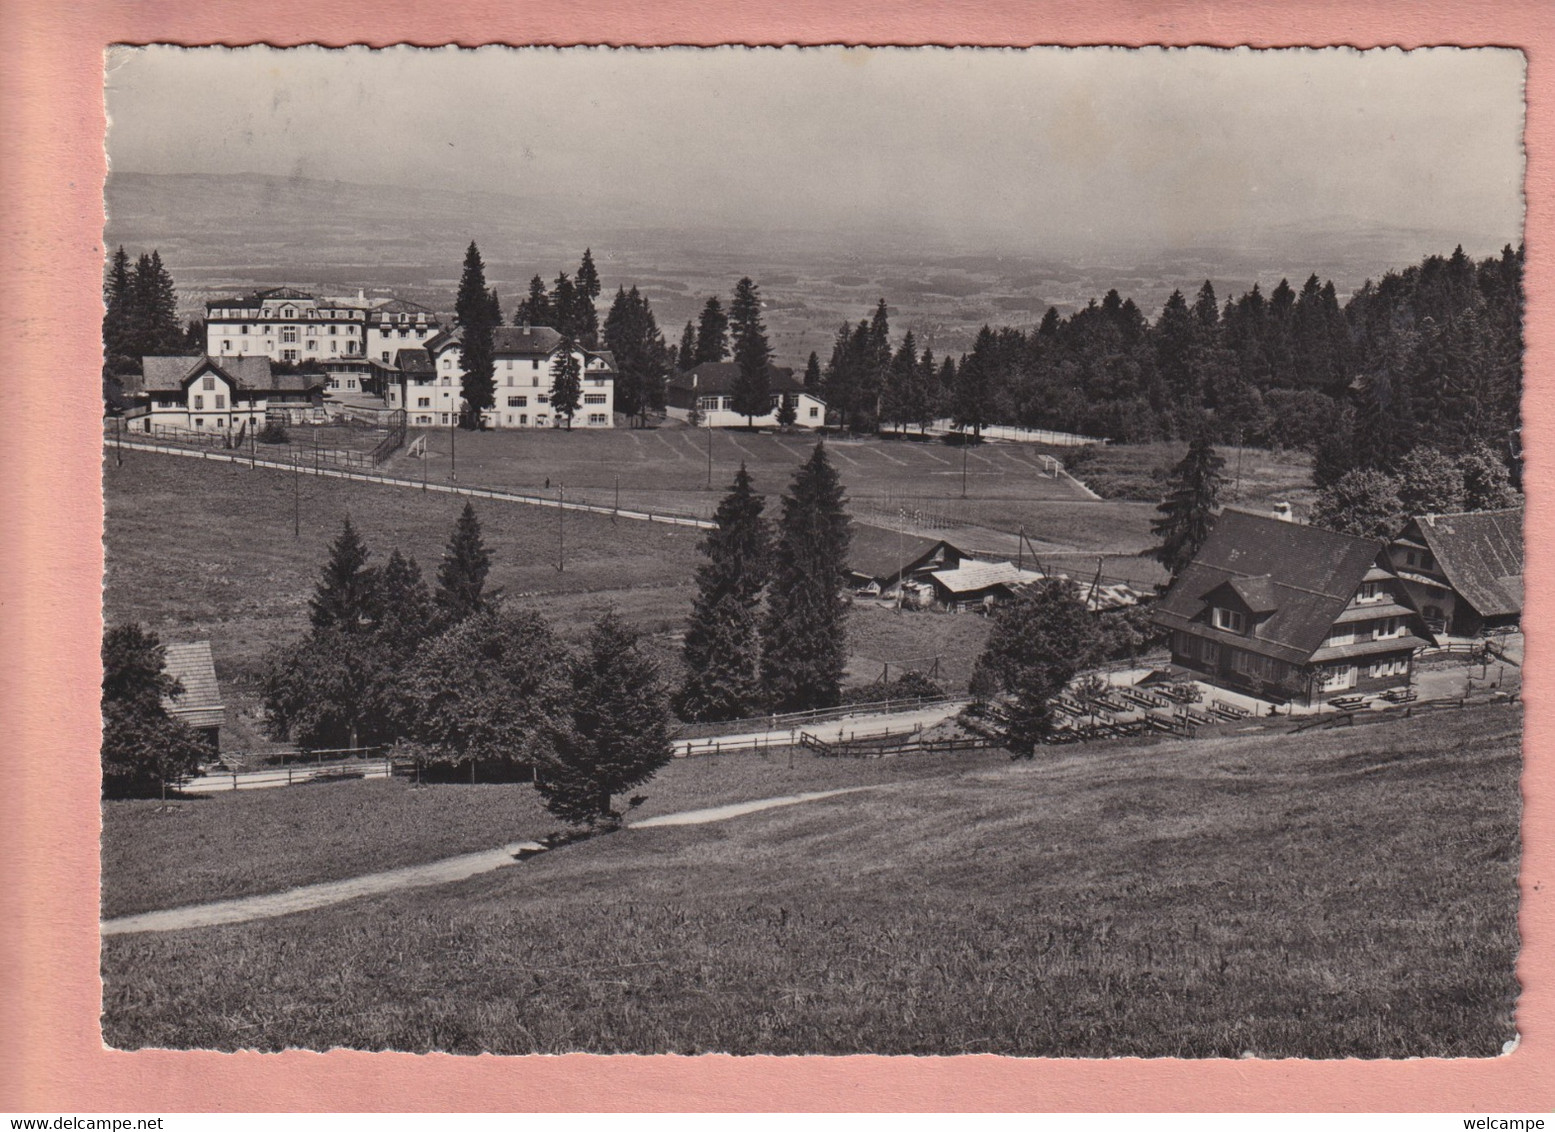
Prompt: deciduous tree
<box><xmin>101</xmin><ymin>624</ymin><xmax>208</xmax><ymax>798</ymax></box>
<box><xmin>1311</xmin><ymin>469</ymin><xmax>1404</xmax><ymax>538</ymax></box>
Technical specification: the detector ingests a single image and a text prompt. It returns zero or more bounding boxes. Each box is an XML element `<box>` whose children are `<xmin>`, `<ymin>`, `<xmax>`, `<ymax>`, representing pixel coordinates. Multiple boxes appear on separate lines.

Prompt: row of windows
<box><xmin>190</xmin><ymin>394</ymin><xmax>226</xmax><ymax>410</ymax></box>
<box><xmin>1322</xmin><ymin>617</ymin><xmax>1407</xmax><ymax>648</ymax></box>
<box><xmin>220</xmin><ymin>340</ymin><xmax>360</xmax><ymax>356</ymax></box>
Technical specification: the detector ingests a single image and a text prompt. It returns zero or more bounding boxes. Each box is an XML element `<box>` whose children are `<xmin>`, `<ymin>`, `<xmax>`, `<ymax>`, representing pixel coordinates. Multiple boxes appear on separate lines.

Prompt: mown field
<box><xmin>102</xmin><ymin>702</ymin><xmax>1521</xmax><ymax>1057</ymax></box>
<box><xmin>102</xmin><ymin>743</ymin><xmax>1014</xmax><ymax>920</ymax></box>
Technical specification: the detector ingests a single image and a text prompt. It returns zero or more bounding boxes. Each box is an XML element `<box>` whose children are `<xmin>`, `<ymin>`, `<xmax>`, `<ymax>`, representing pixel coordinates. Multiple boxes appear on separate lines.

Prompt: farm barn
<box><xmin>1152</xmin><ymin>509</ymin><xmax>1432</xmax><ymax>706</ymax></box>
<box><xmin>1387</xmin><ymin>509</ymin><xmax>1523</xmax><ymax>642</ymax></box>
<box><xmin>846</xmin><ymin>523</ymin><xmax>972</xmax><ymax>597</ymax></box>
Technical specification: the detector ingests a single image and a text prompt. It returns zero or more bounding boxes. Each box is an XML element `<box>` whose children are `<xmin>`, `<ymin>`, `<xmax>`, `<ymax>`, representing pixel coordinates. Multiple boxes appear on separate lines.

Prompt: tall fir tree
<box><xmin>577</xmin><ymin>248</ymin><xmax>602</xmax><ymax>303</ymax></box>
<box><xmin>603</xmin><ymin>285</ymin><xmax>671</xmax><ymax>426</ymax></box>
<box><xmin>454</xmin><ymin>242</ymin><xmax>496</xmax><ymax>428</ymax></box>
<box><xmin>678</xmin><ymin>320</ymin><xmax>699</xmax><ymax>372</ymax></box>
<box><xmin>309</xmin><ymin>517</ymin><xmax>378</xmax><ymax>633</ymax></box>
<box><xmin>549</xmin><ymin>338</ymin><xmax>583</xmax><ymax>429</ymax></box>
<box><xmin>694</xmin><ymin>296</ymin><xmax>729</xmax><ymax>364</ymax></box>
<box><xmin>760</xmin><ymin>443</ymin><xmax>851</xmax><ymax>712</ymax></box>
<box><xmin>953</xmin><ymin>326</ymin><xmax>996</xmax><ymax>438</ymax></box>
<box><xmin>881</xmin><ymin>329</ymin><xmax>919</xmax><ymax>434</ymax></box>
<box><xmin>516</xmin><ymin>274</ymin><xmax>552</xmax><ymax>326</ymax></box>
<box><xmin>540</xmin><ymin>611</ymin><xmax>674</xmax><ymax>826</ymax></box>
<box><xmin>677</xmin><ymin>464</ymin><xmax>771</xmax><ymax>722</ymax></box>
<box><xmin>435</xmin><ymin>501</ymin><xmax>494</xmax><ymax>626</ymax></box>
<box><xmin>803</xmin><ymin>351</ymin><xmax>822</xmax><ymax>392</ymax></box>
<box><xmin>728</xmin><ymin>277</ymin><xmax>771</xmax><ymax>425</ymax></box>
<box><xmin>1150</xmin><ymin>437</ymin><xmax>1226</xmax><ymax>576</ymax></box>
<box><xmin>101</xmin><ymin>624</ymin><xmax>208</xmax><ymax>798</ymax></box>
<box><xmin>103</xmin><ymin>245</ymin><xmax>133</xmax><ymax>372</ymax></box>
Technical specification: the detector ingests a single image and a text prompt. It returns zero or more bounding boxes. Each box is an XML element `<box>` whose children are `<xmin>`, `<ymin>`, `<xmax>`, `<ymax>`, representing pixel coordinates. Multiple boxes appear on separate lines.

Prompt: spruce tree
<box><xmin>577</xmin><ymin>248</ymin><xmax>602</xmax><ymax>303</ymax></box>
<box><xmin>865</xmin><ymin>298</ymin><xmax>892</xmax><ymax>430</ymax></box>
<box><xmin>604</xmin><ymin>285</ymin><xmax>670</xmax><ymax>426</ymax></box>
<box><xmin>694</xmin><ymin>296</ymin><xmax>729</xmax><ymax>364</ymax></box>
<box><xmin>803</xmin><ymin>351</ymin><xmax>822</xmax><ymax>391</ymax></box>
<box><xmin>309</xmin><ymin>517</ymin><xmax>377</xmax><ymax>633</ymax></box>
<box><xmin>552</xmin><ymin>272</ymin><xmax>580</xmax><ymax>339</ymax></box>
<box><xmin>882</xmin><ymin>330</ymin><xmax>918</xmax><ymax>434</ymax></box>
<box><xmin>540</xmin><ymin>611</ymin><xmax>674</xmax><ymax>826</ymax></box>
<box><xmin>953</xmin><ymin>326</ymin><xmax>995</xmax><ymax>439</ymax></box>
<box><xmin>677</xmin><ymin>463</ymin><xmax>771</xmax><ymax>721</ymax></box>
<box><xmin>760</xmin><ymin>443</ymin><xmax>851</xmax><ymax>712</ymax></box>
<box><xmin>517</xmin><ymin>274</ymin><xmax>552</xmax><ymax>326</ymax></box>
<box><xmin>368</xmin><ymin>549</ymin><xmax>433</xmax><ymax>739</ymax></box>
<box><xmin>550</xmin><ymin>339</ymin><xmax>583</xmax><ymax>429</ymax></box>
<box><xmin>103</xmin><ymin>245</ymin><xmax>133</xmax><ymax>372</ymax></box>
<box><xmin>435</xmin><ymin>501</ymin><xmax>494</xmax><ymax>626</ymax></box>
<box><xmin>678</xmin><ymin>320</ymin><xmax>698</xmax><ymax>372</ymax></box>
<box><xmin>728</xmin><ymin>277</ymin><xmax>771</xmax><ymax>426</ymax></box>
<box><xmin>455</xmin><ymin>242</ymin><xmax>496</xmax><ymax>427</ymax></box>
<box><xmin>1150</xmin><ymin>437</ymin><xmax>1226</xmax><ymax>576</ymax></box>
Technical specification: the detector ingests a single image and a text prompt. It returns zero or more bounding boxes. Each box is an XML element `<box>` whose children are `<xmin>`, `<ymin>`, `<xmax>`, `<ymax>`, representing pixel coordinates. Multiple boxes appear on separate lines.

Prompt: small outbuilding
<box><xmin>160</xmin><ymin>641</ymin><xmax>224</xmax><ymax>755</ymax></box>
<box><xmin>846</xmin><ymin>523</ymin><xmax>971</xmax><ymax>596</ymax></box>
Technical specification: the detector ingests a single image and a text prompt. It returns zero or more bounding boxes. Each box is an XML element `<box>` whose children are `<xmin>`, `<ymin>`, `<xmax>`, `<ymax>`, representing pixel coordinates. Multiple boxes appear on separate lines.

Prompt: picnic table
<box><xmin>1329</xmin><ymin>695</ymin><xmax>1367</xmax><ymax>711</ymax></box>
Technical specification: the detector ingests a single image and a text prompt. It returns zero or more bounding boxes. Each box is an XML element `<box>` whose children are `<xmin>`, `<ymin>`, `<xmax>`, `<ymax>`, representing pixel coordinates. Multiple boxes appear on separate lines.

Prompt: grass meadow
<box><xmin>101</xmin><ymin>702</ymin><xmax>1521</xmax><ymax>1057</ymax></box>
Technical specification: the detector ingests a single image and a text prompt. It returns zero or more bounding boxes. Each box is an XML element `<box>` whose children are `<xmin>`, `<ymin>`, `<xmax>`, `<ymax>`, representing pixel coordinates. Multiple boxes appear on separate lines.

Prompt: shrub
<box><xmin>257</xmin><ymin>420</ymin><xmax>290</xmax><ymax>445</ymax></box>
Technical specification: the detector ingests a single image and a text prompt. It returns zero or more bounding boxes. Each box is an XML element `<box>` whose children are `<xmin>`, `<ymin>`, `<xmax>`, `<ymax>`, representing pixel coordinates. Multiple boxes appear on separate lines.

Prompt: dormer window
<box><xmin>1356</xmin><ymin>582</ymin><xmax>1385</xmax><ymax>604</ymax></box>
<box><xmin>1213</xmin><ymin>607</ymin><xmax>1246</xmax><ymax>633</ymax></box>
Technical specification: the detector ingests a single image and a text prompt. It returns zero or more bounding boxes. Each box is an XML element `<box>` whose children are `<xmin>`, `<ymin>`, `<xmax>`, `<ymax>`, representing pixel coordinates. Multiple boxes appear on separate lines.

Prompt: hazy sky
<box><xmin>105</xmin><ymin>45</ymin><xmax>1526</xmax><ymax>253</ymax></box>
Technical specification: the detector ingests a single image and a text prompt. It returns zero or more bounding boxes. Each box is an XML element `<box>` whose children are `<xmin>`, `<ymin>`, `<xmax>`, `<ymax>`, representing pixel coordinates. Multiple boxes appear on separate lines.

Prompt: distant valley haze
<box><xmin>104</xmin><ymin>45</ymin><xmax>1525</xmax><ymax>364</ymax></box>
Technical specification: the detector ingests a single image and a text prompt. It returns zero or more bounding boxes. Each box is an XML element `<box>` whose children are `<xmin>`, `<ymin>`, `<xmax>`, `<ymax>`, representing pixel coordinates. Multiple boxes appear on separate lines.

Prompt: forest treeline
<box><xmin>819</xmin><ymin>244</ymin><xmax>1523</xmax><ymax>482</ymax></box>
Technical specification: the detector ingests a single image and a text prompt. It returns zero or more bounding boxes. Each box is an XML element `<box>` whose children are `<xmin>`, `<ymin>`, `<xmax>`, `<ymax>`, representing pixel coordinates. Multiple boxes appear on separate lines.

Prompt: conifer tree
<box><xmin>370</xmin><ymin>549</ymin><xmax>434</xmax><ymax>737</ymax></box>
<box><xmin>604</xmin><ymin>285</ymin><xmax>670</xmax><ymax>426</ymax></box>
<box><xmin>882</xmin><ymin>330</ymin><xmax>918</xmax><ymax>434</ymax></box>
<box><xmin>549</xmin><ymin>338</ymin><xmax>583</xmax><ymax>429</ymax></box>
<box><xmin>678</xmin><ymin>320</ymin><xmax>699</xmax><ymax>372</ymax></box>
<box><xmin>728</xmin><ymin>277</ymin><xmax>771</xmax><ymax>426</ymax></box>
<box><xmin>103</xmin><ymin>245</ymin><xmax>133</xmax><ymax>372</ymax></box>
<box><xmin>953</xmin><ymin>326</ymin><xmax>995</xmax><ymax>439</ymax></box>
<box><xmin>454</xmin><ymin>242</ymin><xmax>496</xmax><ymax>427</ymax></box>
<box><xmin>435</xmin><ymin>502</ymin><xmax>494</xmax><ymax>626</ymax></box>
<box><xmin>552</xmin><ymin>272</ymin><xmax>579</xmax><ymax>338</ymax></box>
<box><xmin>309</xmin><ymin>517</ymin><xmax>378</xmax><ymax>633</ymax></box>
<box><xmin>803</xmin><ymin>351</ymin><xmax>822</xmax><ymax>391</ymax></box>
<box><xmin>1150</xmin><ymin>438</ymin><xmax>1226</xmax><ymax>576</ymax></box>
<box><xmin>916</xmin><ymin>346</ymin><xmax>940</xmax><ymax>433</ymax></box>
<box><xmin>760</xmin><ymin>443</ymin><xmax>850</xmax><ymax>712</ymax></box>
<box><xmin>776</xmin><ymin>393</ymin><xmax>797</xmax><ymax>427</ymax></box>
<box><xmin>677</xmin><ymin>464</ymin><xmax>771</xmax><ymax>721</ymax></box>
<box><xmin>540</xmin><ymin>611</ymin><xmax>674</xmax><ymax>826</ymax></box>
<box><xmin>516</xmin><ymin>274</ymin><xmax>552</xmax><ymax>326</ymax></box>
<box><xmin>577</xmin><ymin>248</ymin><xmax>602</xmax><ymax>303</ymax></box>
<box><xmin>865</xmin><ymin>298</ymin><xmax>892</xmax><ymax>430</ymax></box>
<box><xmin>694</xmin><ymin>296</ymin><xmax>729</xmax><ymax>364</ymax></box>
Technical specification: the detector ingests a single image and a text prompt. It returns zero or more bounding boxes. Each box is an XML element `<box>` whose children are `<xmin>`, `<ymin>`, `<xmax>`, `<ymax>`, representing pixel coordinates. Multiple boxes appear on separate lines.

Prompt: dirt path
<box><xmin>100</xmin><ymin>789</ymin><xmax>885</xmax><ymax>936</ymax></box>
<box><xmin>629</xmin><ymin>786</ymin><xmax>879</xmax><ymax>828</ymax></box>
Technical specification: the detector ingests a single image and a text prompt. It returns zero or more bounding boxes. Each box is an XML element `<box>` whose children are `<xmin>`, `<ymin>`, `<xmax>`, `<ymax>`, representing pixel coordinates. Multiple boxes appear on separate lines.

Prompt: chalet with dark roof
<box><xmin>667</xmin><ymin>363</ymin><xmax>826</xmax><ymax>429</ymax></box>
<box><xmin>1152</xmin><ymin>509</ymin><xmax>1431</xmax><ymax>704</ymax></box>
<box><xmin>1387</xmin><ymin>509</ymin><xmax>1523</xmax><ymax>640</ymax></box>
<box><xmin>127</xmin><ymin>355</ymin><xmax>324</xmax><ymax>434</ymax></box>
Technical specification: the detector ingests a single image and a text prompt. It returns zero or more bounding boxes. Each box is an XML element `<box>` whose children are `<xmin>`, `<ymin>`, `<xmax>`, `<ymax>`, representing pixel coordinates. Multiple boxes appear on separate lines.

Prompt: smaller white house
<box><xmin>423</xmin><ymin>324</ymin><xmax>616</xmax><ymax>429</ymax></box>
<box><xmin>666</xmin><ymin>362</ymin><xmax>826</xmax><ymax>429</ymax></box>
<box><xmin>127</xmin><ymin>355</ymin><xmax>324</xmax><ymax>433</ymax></box>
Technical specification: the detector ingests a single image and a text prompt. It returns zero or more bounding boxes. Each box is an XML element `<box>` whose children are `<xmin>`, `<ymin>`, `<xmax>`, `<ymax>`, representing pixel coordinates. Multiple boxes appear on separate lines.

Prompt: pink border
<box><xmin>2</xmin><ymin>0</ymin><xmax>1551</xmax><ymax>1112</ymax></box>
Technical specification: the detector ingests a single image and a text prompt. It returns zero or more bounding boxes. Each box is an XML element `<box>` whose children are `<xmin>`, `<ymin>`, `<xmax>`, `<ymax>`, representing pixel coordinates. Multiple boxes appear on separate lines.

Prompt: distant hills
<box><xmin>104</xmin><ymin>170</ymin><xmax>1521</xmax><ymax>365</ymax></box>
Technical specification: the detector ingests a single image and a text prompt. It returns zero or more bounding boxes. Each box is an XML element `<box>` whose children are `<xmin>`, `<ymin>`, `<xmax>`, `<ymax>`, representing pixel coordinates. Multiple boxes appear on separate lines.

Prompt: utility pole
<box><xmin>421</xmin><ymin>442</ymin><xmax>428</xmax><ymax>491</ymax></box>
<box><xmin>114</xmin><ymin>415</ymin><xmax>123</xmax><ymax>467</ymax></box>
<box><xmin>705</xmin><ymin>422</ymin><xmax>713</xmax><ymax>490</ymax></box>
<box><xmin>961</xmin><ymin>440</ymin><xmax>968</xmax><ymax>500</ymax></box>
<box><xmin>249</xmin><ymin>402</ymin><xmax>257</xmax><ymax>467</ymax></box>
<box><xmin>293</xmin><ymin>444</ymin><xmax>301</xmax><ymax>538</ymax></box>
<box><xmin>614</xmin><ymin>475</ymin><xmax>620</xmax><ymax>523</ymax></box>
<box><xmin>1234</xmin><ymin>430</ymin><xmax>1244</xmax><ymax>503</ymax></box>
<box><xmin>450</xmin><ymin>407</ymin><xmax>457</xmax><ymax>482</ymax></box>
<box><xmin>557</xmin><ymin>482</ymin><xmax>565</xmax><ymax>572</ymax></box>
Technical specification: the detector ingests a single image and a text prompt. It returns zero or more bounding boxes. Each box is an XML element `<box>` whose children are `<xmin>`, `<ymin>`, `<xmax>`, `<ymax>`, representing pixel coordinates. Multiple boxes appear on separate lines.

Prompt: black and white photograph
<box><xmin>98</xmin><ymin>45</ymin><xmax>1526</xmax><ymax>1057</ymax></box>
